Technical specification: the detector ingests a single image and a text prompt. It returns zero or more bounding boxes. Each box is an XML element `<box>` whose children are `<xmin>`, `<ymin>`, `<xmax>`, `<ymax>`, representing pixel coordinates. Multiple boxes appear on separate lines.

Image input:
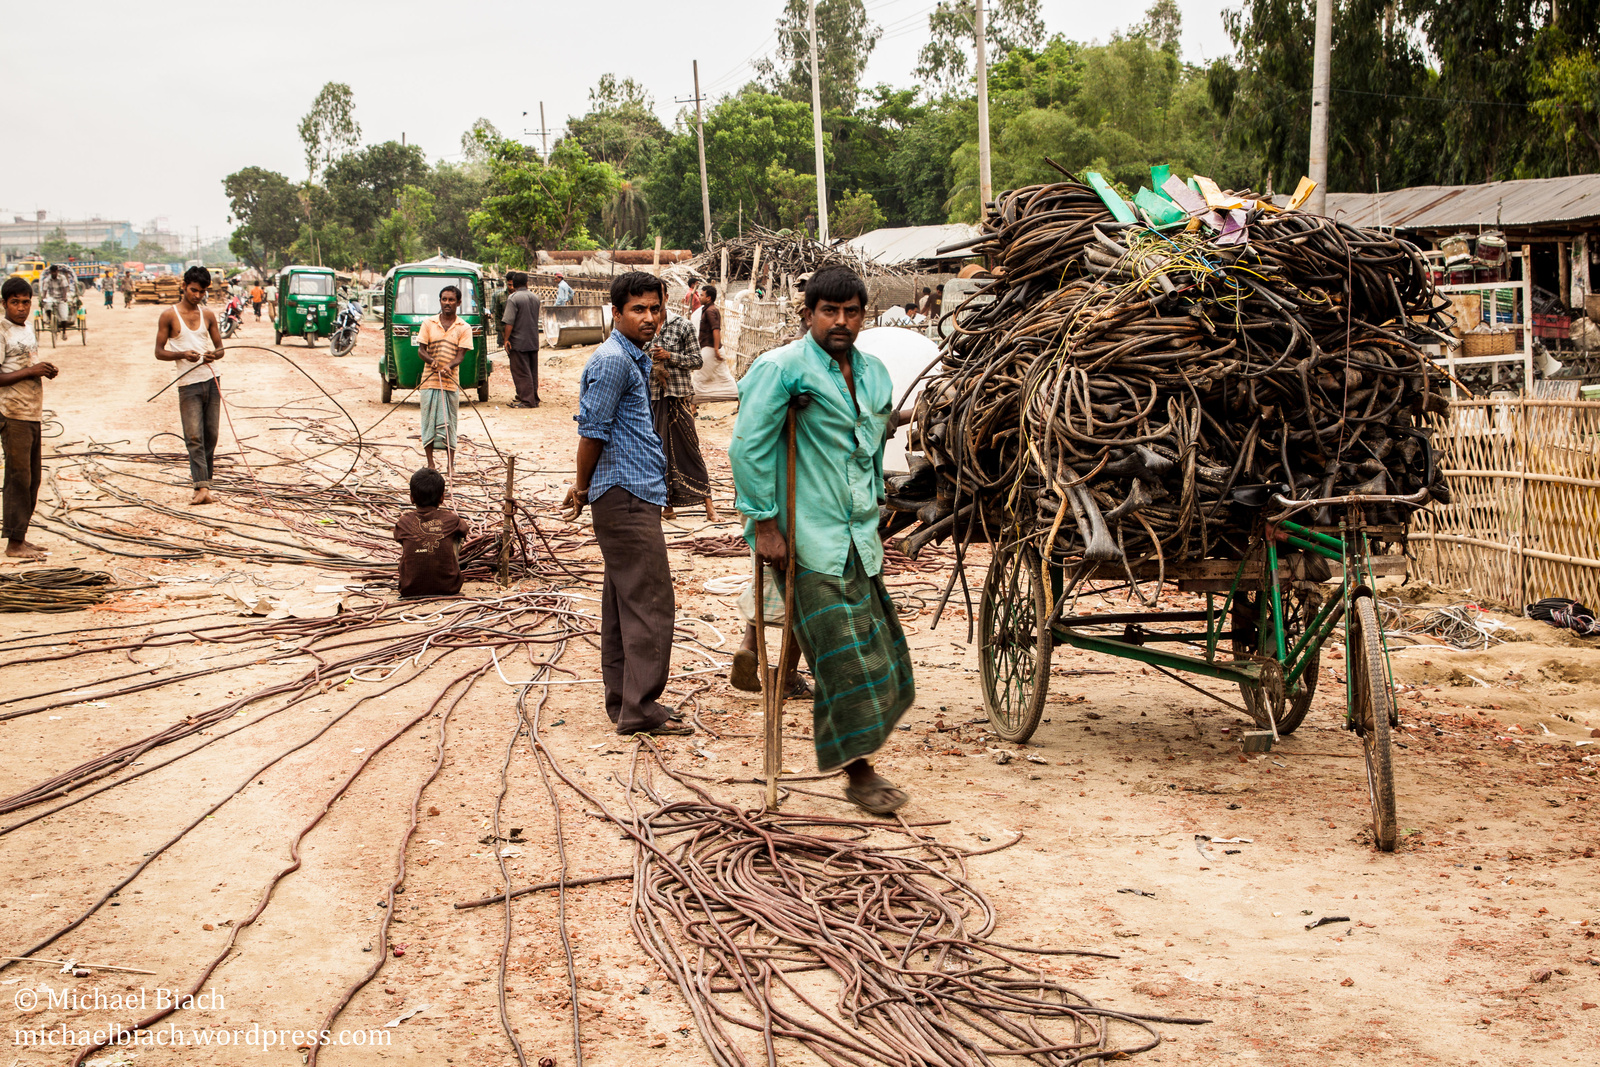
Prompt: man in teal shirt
<box><xmin>729</xmin><ymin>266</ymin><xmax>915</xmax><ymax>815</ymax></box>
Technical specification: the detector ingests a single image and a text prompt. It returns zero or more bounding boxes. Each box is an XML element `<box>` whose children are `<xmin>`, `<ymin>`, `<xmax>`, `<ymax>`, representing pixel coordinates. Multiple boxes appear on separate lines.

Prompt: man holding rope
<box><xmin>562</xmin><ymin>271</ymin><xmax>694</xmax><ymax>738</ymax></box>
<box><xmin>415</xmin><ymin>285</ymin><xmax>471</xmax><ymax>475</ymax></box>
<box><xmin>154</xmin><ymin>266</ymin><xmax>225</xmax><ymax>505</ymax></box>
<box><xmin>729</xmin><ymin>266</ymin><xmax>915</xmax><ymax>815</ymax></box>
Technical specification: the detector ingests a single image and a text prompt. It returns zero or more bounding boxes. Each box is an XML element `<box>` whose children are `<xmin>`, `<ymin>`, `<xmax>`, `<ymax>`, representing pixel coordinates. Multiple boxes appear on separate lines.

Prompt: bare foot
<box><xmin>703</xmin><ymin>498</ymin><xmax>719</xmax><ymax>521</ymax></box>
<box><xmin>4</xmin><ymin>540</ymin><xmax>47</xmax><ymax>559</ymax></box>
<box><xmin>661</xmin><ymin>507</ymin><xmax>677</xmax><ymax>521</ymax></box>
<box><xmin>189</xmin><ymin>488</ymin><xmax>215</xmax><ymax>506</ymax></box>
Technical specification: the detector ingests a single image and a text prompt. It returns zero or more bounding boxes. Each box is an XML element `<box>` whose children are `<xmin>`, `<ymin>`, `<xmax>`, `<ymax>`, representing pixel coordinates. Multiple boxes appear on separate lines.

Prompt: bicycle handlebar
<box><xmin>1268</xmin><ymin>487</ymin><xmax>1431</xmax><ymax>519</ymax></box>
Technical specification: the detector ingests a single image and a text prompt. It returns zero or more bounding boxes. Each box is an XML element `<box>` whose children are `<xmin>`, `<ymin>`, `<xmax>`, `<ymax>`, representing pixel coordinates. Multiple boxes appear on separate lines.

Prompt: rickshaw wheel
<box><xmin>274</xmin><ymin>330</ymin><xmax>282</xmax><ymax>345</ymax></box>
<box><xmin>381</xmin><ymin>378</ymin><xmax>392</xmax><ymax>404</ymax></box>
<box><xmin>477</xmin><ymin>379</ymin><xmax>489</xmax><ymax>402</ymax></box>
<box><xmin>979</xmin><ymin>541</ymin><xmax>1052</xmax><ymax>743</ymax></box>
<box><xmin>1349</xmin><ymin>594</ymin><xmax>1398</xmax><ymax>852</ymax></box>
<box><xmin>1231</xmin><ymin>589</ymin><xmax>1318</xmax><ymax>734</ymax></box>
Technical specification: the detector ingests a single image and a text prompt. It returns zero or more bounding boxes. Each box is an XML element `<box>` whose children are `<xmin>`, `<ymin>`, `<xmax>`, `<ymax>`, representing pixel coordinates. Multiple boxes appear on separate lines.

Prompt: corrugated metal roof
<box><xmin>844</xmin><ymin>223</ymin><xmax>981</xmax><ymax>264</ymax></box>
<box><xmin>1324</xmin><ymin>174</ymin><xmax>1600</xmax><ymax>231</ymax></box>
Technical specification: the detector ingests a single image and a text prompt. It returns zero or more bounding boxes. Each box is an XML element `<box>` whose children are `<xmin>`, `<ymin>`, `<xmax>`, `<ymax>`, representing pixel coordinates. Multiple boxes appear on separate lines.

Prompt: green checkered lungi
<box><xmin>781</xmin><ymin>546</ymin><xmax>915</xmax><ymax>771</ymax></box>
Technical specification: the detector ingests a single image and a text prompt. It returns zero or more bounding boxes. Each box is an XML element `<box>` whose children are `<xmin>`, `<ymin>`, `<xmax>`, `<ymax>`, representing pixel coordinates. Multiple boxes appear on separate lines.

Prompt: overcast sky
<box><xmin>1</xmin><ymin>1</ymin><xmax>1234</xmax><ymax>248</ymax></box>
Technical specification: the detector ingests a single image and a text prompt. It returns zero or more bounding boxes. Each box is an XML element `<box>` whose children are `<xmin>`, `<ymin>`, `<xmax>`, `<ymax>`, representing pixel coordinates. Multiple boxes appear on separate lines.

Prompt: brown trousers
<box><xmin>590</xmin><ymin>487</ymin><xmax>675</xmax><ymax>733</ymax></box>
<box><xmin>1</xmin><ymin>416</ymin><xmax>42</xmax><ymax>542</ymax></box>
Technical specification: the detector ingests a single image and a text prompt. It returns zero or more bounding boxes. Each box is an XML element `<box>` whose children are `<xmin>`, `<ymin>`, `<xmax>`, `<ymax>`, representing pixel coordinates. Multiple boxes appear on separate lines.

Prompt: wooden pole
<box><xmin>763</xmin><ymin>398</ymin><xmax>804</xmax><ymax>810</ymax></box>
<box><xmin>499</xmin><ymin>455</ymin><xmax>516</xmax><ymax>586</ymax></box>
<box><xmin>750</xmin><ymin>244</ymin><xmax>764</xmax><ymax>295</ymax></box>
<box><xmin>653</xmin><ymin>235</ymin><xmax>662</xmax><ymax>275</ymax></box>
<box><xmin>1307</xmin><ymin>0</ymin><xmax>1333</xmax><ymax>215</ymax></box>
<box><xmin>807</xmin><ymin>0</ymin><xmax>830</xmax><ymax>243</ymax></box>
<box><xmin>720</xmin><ymin>247</ymin><xmax>730</xmax><ymax>288</ymax></box>
<box><xmin>693</xmin><ymin>60</ymin><xmax>713</xmax><ymax>251</ymax></box>
<box><xmin>975</xmin><ymin>0</ymin><xmax>993</xmax><ymax>207</ymax></box>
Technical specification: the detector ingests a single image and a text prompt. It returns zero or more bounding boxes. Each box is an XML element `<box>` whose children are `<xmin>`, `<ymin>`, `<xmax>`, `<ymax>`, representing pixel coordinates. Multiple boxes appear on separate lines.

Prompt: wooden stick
<box><xmin>498</xmin><ymin>454</ymin><xmax>516</xmax><ymax>586</ymax></box>
<box><xmin>452</xmin><ymin>872</ymin><xmax>630</xmax><ymax>910</ymax></box>
<box><xmin>2</xmin><ymin>956</ymin><xmax>157</xmax><ymax>975</ymax></box>
<box><xmin>771</xmin><ymin>403</ymin><xmax>801</xmax><ymax>809</ymax></box>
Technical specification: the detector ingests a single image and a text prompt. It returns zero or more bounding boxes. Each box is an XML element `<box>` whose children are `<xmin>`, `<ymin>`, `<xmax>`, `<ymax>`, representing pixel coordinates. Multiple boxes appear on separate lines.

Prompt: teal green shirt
<box><xmin>729</xmin><ymin>332</ymin><xmax>895</xmax><ymax>578</ymax></box>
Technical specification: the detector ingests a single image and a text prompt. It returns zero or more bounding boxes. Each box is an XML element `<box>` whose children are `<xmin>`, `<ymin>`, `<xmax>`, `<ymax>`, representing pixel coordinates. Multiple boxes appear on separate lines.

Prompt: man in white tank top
<box><xmin>154</xmin><ymin>266</ymin><xmax>226</xmax><ymax>505</ymax></box>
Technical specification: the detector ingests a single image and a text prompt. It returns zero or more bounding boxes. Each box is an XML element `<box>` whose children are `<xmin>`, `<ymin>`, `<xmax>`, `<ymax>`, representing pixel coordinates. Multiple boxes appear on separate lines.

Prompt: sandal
<box><xmin>844</xmin><ymin>782</ymin><xmax>909</xmax><ymax>816</ymax></box>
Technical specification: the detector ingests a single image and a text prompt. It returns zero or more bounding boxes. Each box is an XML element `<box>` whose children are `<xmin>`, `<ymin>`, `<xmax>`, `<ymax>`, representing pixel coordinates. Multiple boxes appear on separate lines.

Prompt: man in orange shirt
<box><xmin>248</xmin><ymin>282</ymin><xmax>265</xmax><ymax>320</ymax></box>
<box><xmin>415</xmin><ymin>285</ymin><xmax>472</xmax><ymax>475</ymax></box>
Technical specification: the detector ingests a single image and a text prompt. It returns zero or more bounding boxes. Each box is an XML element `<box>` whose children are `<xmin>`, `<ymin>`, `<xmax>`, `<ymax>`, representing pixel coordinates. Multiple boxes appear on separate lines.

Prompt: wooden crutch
<box><xmin>756</xmin><ymin>395</ymin><xmax>805</xmax><ymax>810</ymax></box>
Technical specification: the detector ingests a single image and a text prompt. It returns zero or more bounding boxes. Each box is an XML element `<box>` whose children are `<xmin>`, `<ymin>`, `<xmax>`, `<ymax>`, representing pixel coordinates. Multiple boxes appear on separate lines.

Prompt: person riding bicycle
<box><xmin>39</xmin><ymin>266</ymin><xmax>76</xmax><ymax>331</ymax></box>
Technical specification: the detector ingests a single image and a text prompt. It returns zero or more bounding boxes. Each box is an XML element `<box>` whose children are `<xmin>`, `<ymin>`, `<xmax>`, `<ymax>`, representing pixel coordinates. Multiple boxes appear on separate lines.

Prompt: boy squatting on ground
<box><xmin>153</xmin><ymin>266</ymin><xmax>226</xmax><ymax>505</ymax></box>
<box><xmin>394</xmin><ymin>467</ymin><xmax>470</xmax><ymax>598</ymax></box>
<box><xmin>0</xmin><ymin>276</ymin><xmax>59</xmax><ymax>559</ymax></box>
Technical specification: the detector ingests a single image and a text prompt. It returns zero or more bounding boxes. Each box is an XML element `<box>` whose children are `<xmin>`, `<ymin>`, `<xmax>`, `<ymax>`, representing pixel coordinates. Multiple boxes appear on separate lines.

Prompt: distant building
<box><xmin>0</xmin><ymin>215</ymin><xmax>138</xmax><ymax>256</ymax></box>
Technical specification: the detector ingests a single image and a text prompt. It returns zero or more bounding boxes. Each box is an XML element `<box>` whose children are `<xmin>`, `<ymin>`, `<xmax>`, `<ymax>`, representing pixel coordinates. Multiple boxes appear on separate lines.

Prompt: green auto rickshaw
<box><xmin>273</xmin><ymin>265</ymin><xmax>338</xmax><ymax>346</ymax></box>
<box><xmin>378</xmin><ymin>260</ymin><xmax>491</xmax><ymax>403</ymax></box>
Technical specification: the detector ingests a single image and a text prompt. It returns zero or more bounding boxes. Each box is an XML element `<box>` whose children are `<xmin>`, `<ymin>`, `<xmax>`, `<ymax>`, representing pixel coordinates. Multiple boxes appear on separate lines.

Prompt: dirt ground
<box><xmin>1</xmin><ymin>301</ymin><xmax>1597</xmax><ymax>1066</ymax></box>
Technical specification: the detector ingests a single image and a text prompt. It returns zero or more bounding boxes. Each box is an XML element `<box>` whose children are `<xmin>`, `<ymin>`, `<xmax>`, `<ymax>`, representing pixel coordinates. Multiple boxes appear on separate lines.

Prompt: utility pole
<box><xmin>1307</xmin><ymin>0</ymin><xmax>1332</xmax><ymax>215</ymax></box>
<box><xmin>693</xmin><ymin>62</ymin><xmax>713</xmax><ymax>250</ymax></box>
<box><xmin>539</xmin><ymin>102</ymin><xmax>550</xmax><ymax>162</ymax></box>
<box><xmin>808</xmin><ymin>0</ymin><xmax>830</xmax><ymax>243</ymax></box>
<box><xmin>975</xmin><ymin>0</ymin><xmax>993</xmax><ymax>207</ymax></box>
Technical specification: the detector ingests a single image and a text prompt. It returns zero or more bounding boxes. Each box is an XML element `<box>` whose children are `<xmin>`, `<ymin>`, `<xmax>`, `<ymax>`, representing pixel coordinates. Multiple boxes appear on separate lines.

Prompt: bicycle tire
<box><xmin>1350</xmin><ymin>594</ymin><xmax>1397</xmax><ymax>852</ymax></box>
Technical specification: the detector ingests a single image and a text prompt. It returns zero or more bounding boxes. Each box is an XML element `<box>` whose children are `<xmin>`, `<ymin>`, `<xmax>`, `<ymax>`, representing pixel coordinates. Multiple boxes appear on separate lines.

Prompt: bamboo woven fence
<box><xmin>1411</xmin><ymin>399</ymin><xmax>1600</xmax><ymax>608</ymax></box>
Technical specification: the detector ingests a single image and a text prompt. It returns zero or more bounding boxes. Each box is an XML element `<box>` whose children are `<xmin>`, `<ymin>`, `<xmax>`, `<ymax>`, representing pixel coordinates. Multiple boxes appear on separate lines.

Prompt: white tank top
<box><xmin>167</xmin><ymin>302</ymin><xmax>216</xmax><ymax>385</ymax></box>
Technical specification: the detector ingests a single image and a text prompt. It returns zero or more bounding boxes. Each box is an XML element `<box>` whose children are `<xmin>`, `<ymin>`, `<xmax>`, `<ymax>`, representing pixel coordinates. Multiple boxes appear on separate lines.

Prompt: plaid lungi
<box><xmin>781</xmin><ymin>546</ymin><xmax>914</xmax><ymax>771</ymax></box>
<box><xmin>651</xmin><ymin>394</ymin><xmax>711</xmax><ymax>507</ymax></box>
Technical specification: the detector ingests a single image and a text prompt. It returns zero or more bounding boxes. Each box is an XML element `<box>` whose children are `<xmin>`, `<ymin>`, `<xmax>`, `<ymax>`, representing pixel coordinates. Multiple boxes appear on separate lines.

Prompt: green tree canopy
<box><xmin>298</xmin><ymin>82</ymin><xmax>361</xmax><ymax>181</ymax></box>
<box><xmin>469</xmin><ymin>134</ymin><xmax>620</xmax><ymax>266</ymax></box>
<box><xmin>223</xmin><ymin>166</ymin><xmax>301</xmax><ymax>274</ymax></box>
<box><xmin>755</xmin><ymin>0</ymin><xmax>882</xmax><ymax>112</ymax></box>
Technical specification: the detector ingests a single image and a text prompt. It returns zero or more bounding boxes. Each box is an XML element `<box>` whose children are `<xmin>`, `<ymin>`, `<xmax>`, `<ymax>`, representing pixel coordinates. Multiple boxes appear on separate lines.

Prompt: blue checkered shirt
<box><xmin>576</xmin><ymin>330</ymin><xmax>668</xmax><ymax>506</ymax></box>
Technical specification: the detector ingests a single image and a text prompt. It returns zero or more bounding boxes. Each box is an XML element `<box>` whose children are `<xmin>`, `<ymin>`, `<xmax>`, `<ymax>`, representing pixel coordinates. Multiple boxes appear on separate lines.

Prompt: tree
<box><xmin>1133</xmin><ymin>0</ymin><xmax>1182</xmax><ymax>53</ymax></box>
<box><xmin>38</xmin><ymin>229</ymin><xmax>92</xmax><ymax>263</ymax></box>
<box><xmin>916</xmin><ymin>0</ymin><xmax>1046</xmax><ymax>94</ymax></box>
<box><xmin>130</xmin><ymin>238</ymin><xmax>175</xmax><ymax>264</ymax></box>
<box><xmin>565</xmin><ymin>75</ymin><xmax>671</xmax><ymax>178</ymax></box>
<box><xmin>460</xmin><ymin>118</ymin><xmax>502</xmax><ymax>163</ymax></box>
<box><xmin>324</xmin><ymin>141</ymin><xmax>430</xmax><ymax>239</ymax></box>
<box><xmin>223</xmin><ymin>166</ymin><xmax>301</xmax><ymax>273</ymax></box>
<box><xmin>298</xmin><ymin>82</ymin><xmax>361</xmax><ymax>181</ymax></box>
<box><xmin>754</xmin><ymin>0</ymin><xmax>882</xmax><ymax>112</ymax></box>
<box><xmin>470</xmin><ymin>135</ymin><xmax>620</xmax><ymax>266</ymax></box>
<box><xmin>1216</xmin><ymin>0</ymin><xmax>1441</xmax><ymax>193</ymax></box>
<box><xmin>647</xmin><ymin>92</ymin><xmax>820</xmax><ymax>248</ymax></box>
<box><xmin>1532</xmin><ymin>49</ymin><xmax>1600</xmax><ymax>170</ymax></box>
<box><xmin>831</xmin><ymin>189</ymin><xmax>886</xmax><ymax>238</ymax></box>
<box><xmin>372</xmin><ymin>186</ymin><xmax>437</xmax><ymax>269</ymax></box>
<box><xmin>425</xmin><ymin>163</ymin><xmax>489</xmax><ymax>261</ymax></box>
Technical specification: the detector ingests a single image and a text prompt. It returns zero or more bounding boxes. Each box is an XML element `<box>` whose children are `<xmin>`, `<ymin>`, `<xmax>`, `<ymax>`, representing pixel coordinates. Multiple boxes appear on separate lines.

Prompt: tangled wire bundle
<box><xmin>601</xmin><ymin>747</ymin><xmax>1206</xmax><ymax>1066</ymax></box>
<box><xmin>0</xmin><ymin>567</ymin><xmax>114</xmax><ymax>613</ymax></box>
<box><xmin>893</xmin><ymin>177</ymin><xmax>1453</xmax><ymax>572</ymax></box>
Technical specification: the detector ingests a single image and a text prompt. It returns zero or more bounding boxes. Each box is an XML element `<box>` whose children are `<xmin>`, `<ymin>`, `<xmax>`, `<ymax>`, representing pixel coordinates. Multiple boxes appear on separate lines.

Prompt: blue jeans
<box><xmin>177</xmin><ymin>378</ymin><xmax>221</xmax><ymax>488</ymax></box>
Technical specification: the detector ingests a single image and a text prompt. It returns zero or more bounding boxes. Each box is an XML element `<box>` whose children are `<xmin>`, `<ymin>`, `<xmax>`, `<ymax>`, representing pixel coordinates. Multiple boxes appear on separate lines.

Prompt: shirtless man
<box><xmin>154</xmin><ymin>266</ymin><xmax>226</xmax><ymax>505</ymax></box>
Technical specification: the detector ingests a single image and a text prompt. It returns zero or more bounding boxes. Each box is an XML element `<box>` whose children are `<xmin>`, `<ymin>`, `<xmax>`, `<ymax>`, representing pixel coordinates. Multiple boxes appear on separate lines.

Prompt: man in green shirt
<box><xmin>729</xmin><ymin>266</ymin><xmax>915</xmax><ymax>816</ymax></box>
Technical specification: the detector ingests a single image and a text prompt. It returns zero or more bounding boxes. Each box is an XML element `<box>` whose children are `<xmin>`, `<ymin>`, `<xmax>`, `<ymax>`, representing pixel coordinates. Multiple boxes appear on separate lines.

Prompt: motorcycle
<box><xmin>330</xmin><ymin>298</ymin><xmax>363</xmax><ymax>357</ymax></box>
<box><xmin>220</xmin><ymin>296</ymin><xmax>246</xmax><ymax>340</ymax></box>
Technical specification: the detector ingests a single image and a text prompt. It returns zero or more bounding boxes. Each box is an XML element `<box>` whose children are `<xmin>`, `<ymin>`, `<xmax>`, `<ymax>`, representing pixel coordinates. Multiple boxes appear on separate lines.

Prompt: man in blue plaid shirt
<box><xmin>562</xmin><ymin>271</ymin><xmax>693</xmax><ymax>737</ymax></box>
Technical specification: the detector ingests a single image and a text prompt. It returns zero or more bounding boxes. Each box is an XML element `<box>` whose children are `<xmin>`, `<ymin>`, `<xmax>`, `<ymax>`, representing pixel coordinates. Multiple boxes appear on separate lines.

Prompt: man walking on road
<box><xmin>154</xmin><ymin>266</ymin><xmax>226</xmax><ymax>506</ymax></box>
<box><xmin>729</xmin><ymin>266</ymin><xmax>915</xmax><ymax>815</ymax></box>
<box><xmin>647</xmin><ymin>297</ymin><xmax>715</xmax><ymax>521</ymax></box>
<box><xmin>500</xmin><ymin>271</ymin><xmax>542</xmax><ymax>408</ymax></box>
<box><xmin>249</xmin><ymin>281</ymin><xmax>265</xmax><ymax>320</ymax></box>
<box><xmin>562</xmin><ymin>271</ymin><xmax>693</xmax><ymax>738</ymax></box>
<box><xmin>553</xmin><ymin>271</ymin><xmax>574</xmax><ymax>306</ymax></box>
<box><xmin>121</xmin><ymin>272</ymin><xmax>135</xmax><ymax>308</ymax></box>
<box><xmin>415</xmin><ymin>285</ymin><xmax>471</xmax><ymax>475</ymax></box>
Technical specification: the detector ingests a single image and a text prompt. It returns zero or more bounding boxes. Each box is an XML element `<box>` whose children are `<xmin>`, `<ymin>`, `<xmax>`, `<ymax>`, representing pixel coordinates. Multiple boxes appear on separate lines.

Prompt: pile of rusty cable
<box><xmin>616</xmin><ymin>748</ymin><xmax>1206</xmax><ymax>1065</ymax></box>
<box><xmin>0</xmin><ymin>568</ymin><xmax>115</xmax><ymax>613</ymax></box>
<box><xmin>892</xmin><ymin>176</ymin><xmax>1454</xmax><ymax>572</ymax></box>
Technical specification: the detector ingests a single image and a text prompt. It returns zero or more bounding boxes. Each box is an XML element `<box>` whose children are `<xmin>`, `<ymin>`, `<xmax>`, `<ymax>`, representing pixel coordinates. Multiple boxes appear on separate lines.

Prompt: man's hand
<box><xmin>32</xmin><ymin>362</ymin><xmax>58</xmax><ymax>379</ymax></box>
<box><xmin>560</xmin><ymin>486</ymin><xmax>588</xmax><ymax>522</ymax></box>
<box><xmin>754</xmin><ymin>518</ymin><xmax>787</xmax><ymax>572</ymax></box>
<box><xmin>203</xmin><ymin>350</ymin><xmax>223</xmax><ymax>364</ymax></box>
